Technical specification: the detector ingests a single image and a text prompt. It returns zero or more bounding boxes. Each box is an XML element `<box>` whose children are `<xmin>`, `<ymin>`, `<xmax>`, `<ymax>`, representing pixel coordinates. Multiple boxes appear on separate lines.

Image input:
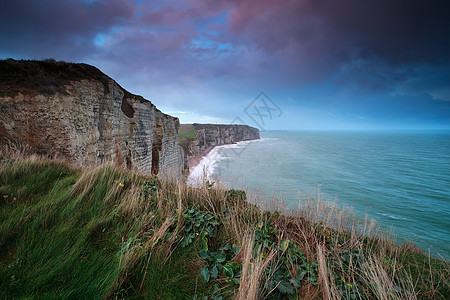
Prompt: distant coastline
<box><xmin>179</xmin><ymin>123</ymin><xmax>260</xmax><ymax>178</ymax></box>
<box><xmin>186</xmin><ymin>139</ymin><xmax>261</xmax><ymax>185</ymax></box>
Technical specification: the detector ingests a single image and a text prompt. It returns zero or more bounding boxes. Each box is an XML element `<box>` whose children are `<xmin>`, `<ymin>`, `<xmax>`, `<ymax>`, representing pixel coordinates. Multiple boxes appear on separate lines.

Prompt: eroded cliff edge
<box><xmin>0</xmin><ymin>59</ymin><xmax>187</xmax><ymax>180</ymax></box>
<box><xmin>179</xmin><ymin>123</ymin><xmax>260</xmax><ymax>160</ymax></box>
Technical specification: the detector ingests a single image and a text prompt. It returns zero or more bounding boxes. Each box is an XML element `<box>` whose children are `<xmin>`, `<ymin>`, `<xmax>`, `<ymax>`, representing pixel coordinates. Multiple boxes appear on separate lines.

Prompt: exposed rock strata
<box><xmin>0</xmin><ymin>59</ymin><xmax>187</xmax><ymax>180</ymax></box>
<box><xmin>179</xmin><ymin>123</ymin><xmax>260</xmax><ymax>157</ymax></box>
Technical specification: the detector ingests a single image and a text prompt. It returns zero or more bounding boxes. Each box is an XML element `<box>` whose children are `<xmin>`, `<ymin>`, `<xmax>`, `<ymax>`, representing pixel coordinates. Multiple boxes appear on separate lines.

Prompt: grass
<box><xmin>179</xmin><ymin>124</ymin><xmax>198</xmax><ymax>155</ymax></box>
<box><xmin>0</xmin><ymin>156</ymin><xmax>449</xmax><ymax>299</ymax></box>
<box><xmin>0</xmin><ymin>59</ymin><xmax>148</xmax><ymax>104</ymax></box>
<box><xmin>179</xmin><ymin>124</ymin><xmax>198</xmax><ymax>140</ymax></box>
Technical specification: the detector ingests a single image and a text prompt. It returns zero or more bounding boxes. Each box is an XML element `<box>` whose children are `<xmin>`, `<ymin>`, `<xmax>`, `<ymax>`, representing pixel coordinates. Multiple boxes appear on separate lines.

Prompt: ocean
<box><xmin>188</xmin><ymin>131</ymin><xmax>450</xmax><ymax>258</ymax></box>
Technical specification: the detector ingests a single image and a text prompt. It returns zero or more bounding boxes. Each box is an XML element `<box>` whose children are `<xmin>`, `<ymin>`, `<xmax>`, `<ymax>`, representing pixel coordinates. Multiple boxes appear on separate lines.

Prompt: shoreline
<box><xmin>2</xmin><ymin>157</ymin><xmax>446</xmax><ymax>298</ymax></box>
<box><xmin>187</xmin><ymin>146</ymin><xmax>215</xmax><ymax>170</ymax></box>
<box><xmin>187</xmin><ymin>138</ymin><xmax>260</xmax><ymax>172</ymax></box>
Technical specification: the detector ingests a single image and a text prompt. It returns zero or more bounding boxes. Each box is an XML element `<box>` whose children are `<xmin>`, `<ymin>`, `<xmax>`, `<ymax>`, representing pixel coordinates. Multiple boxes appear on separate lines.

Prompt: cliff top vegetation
<box><xmin>179</xmin><ymin>124</ymin><xmax>198</xmax><ymax>140</ymax></box>
<box><xmin>0</xmin><ymin>59</ymin><xmax>146</xmax><ymax>104</ymax></box>
<box><xmin>0</xmin><ymin>151</ymin><xmax>448</xmax><ymax>299</ymax></box>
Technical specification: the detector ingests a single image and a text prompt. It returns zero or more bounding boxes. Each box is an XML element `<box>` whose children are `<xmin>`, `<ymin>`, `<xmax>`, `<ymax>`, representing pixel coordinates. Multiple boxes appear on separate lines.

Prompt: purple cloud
<box><xmin>1</xmin><ymin>0</ymin><xmax>449</xmax><ymax>128</ymax></box>
<box><xmin>0</xmin><ymin>0</ymin><xmax>134</xmax><ymax>59</ymax></box>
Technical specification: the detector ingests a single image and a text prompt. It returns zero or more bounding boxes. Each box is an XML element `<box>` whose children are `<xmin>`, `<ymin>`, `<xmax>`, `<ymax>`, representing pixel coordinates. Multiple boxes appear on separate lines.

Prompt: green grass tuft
<box><xmin>179</xmin><ymin>124</ymin><xmax>197</xmax><ymax>140</ymax></box>
<box><xmin>0</xmin><ymin>157</ymin><xmax>448</xmax><ymax>299</ymax></box>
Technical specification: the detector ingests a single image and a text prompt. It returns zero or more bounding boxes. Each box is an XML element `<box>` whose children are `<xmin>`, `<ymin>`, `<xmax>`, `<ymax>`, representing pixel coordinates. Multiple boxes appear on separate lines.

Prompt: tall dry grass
<box><xmin>239</xmin><ymin>189</ymin><xmax>442</xmax><ymax>299</ymax></box>
<box><xmin>2</xmin><ymin>155</ymin><xmax>448</xmax><ymax>299</ymax></box>
<box><xmin>134</xmin><ymin>176</ymin><xmax>447</xmax><ymax>299</ymax></box>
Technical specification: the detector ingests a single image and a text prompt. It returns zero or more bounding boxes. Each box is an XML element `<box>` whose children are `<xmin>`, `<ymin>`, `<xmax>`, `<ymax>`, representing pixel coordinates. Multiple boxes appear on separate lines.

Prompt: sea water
<box><xmin>188</xmin><ymin>131</ymin><xmax>450</xmax><ymax>258</ymax></box>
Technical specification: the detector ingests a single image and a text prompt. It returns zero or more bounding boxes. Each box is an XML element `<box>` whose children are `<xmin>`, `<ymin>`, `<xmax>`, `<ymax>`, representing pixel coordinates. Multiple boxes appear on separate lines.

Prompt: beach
<box><xmin>187</xmin><ymin>146</ymin><xmax>214</xmax><ymax>170</ymax></box>
<box><xmin>186</xmin><ymin>140</ymin><xmax>260</xmax><ymax>185</ymax></box>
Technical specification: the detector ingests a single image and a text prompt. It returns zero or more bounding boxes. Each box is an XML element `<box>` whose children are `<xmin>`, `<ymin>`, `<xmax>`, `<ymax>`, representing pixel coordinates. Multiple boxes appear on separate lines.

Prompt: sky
<box><xmin>1</xmin><ymin>0</ymin><xmax>450</xmax><ymax>130</ymax></box>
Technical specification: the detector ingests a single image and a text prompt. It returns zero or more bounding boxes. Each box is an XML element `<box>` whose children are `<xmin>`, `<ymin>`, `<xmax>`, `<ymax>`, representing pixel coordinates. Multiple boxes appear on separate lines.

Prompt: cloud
<box><xmin>3</xmin><ymin>0</ymin><xmax>448</xmax><ymax>92</ymax></box>
<box><xmin>1</xmin><ymin>0</ymin><xmax>449</xmax><ymax>127</ymax></box>
<box><xmin>226</xmin><ymin>0</ymin><xmax>450</xmax><ymax>64</ymax></box>
<box><xmin>162</xmin><ymin>109</ymin><xmax>229</xmax><ymax>124</ymax></box>
<box><xmin>395</xmin><ymin>66</ymin><xmax>450</xmax><ymax>101</ymax></box>
<box><xmin>0</xmin><ymin>0</ymin><xmax>134</xmax><ymax>59</ymax></box>
<box><xmin>225</xmin><ymin>0</ymin><xmax>450</xmax><ymax>94</ymax></box>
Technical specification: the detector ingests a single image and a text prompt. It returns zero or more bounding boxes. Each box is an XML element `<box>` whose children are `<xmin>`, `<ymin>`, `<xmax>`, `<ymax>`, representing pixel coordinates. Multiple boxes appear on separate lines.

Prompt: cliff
<box><xmin>179</xmin><ymin>123</ymin><xmax>260</xmax><ymax>157</ymax></box>
<box><xmin>0</xmin><ymin>59</ymin><xmax>187</xmax><ymax>180</ymax></box>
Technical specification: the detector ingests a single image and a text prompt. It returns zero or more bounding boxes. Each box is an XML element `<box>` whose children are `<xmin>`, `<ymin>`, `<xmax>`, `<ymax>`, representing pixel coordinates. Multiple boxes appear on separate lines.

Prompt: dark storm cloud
<box><xmin>2</xmin><ymin>0</ymin><xmax>448</xmax><ymax>88</ymax></box>
<box><xmin>0</xmin><ymin>0</ymin><xmax>449</xmax><ymax>126</ymax></box>
<box><xmin>228</xmin><ymin>0</ymin><xmax>450</xmax><ymax>63</ymax></box>
<box><xmin>0</xmin><ymin>0</ymin><xmax>134</xmax><ymax>58</ymax></box>
<box><xmin>226</xmin><ymin>0</ymin><xmax>450</xmax><ymax>93</ymax></box>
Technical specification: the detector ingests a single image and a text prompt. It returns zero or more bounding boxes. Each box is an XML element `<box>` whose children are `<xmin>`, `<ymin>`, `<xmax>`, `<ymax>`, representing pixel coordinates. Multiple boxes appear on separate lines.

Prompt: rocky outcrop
<box><xmin>0</xmin><ymin>59</ymin><xmax>187</xmax><ymax>180</ymax></box>
<box><xmin>179</xmin><ymin>123</ymin><xmax>260</xmax><ymax>157</ymax></box>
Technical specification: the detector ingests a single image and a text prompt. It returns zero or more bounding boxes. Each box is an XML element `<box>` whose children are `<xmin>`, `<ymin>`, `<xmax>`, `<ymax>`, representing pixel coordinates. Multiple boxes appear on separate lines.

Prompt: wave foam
<box><xmin>186</xmin><ymin>139</ymin><xmax>260</xmax><ymax>186</ymax></box>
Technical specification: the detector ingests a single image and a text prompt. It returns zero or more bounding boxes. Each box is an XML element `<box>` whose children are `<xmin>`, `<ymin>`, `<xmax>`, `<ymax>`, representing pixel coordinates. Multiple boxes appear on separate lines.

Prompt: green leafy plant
<box><xmin>180</xmin><ymin>207</ymin><xmax>220</xmax><ymax>248</ymax></box>
<box><xmin>143</xmin><ymin>175</ymin><xmax>159</xmax><ymax>196</ymax></box>
<box><xmin>225</xmin><ymin>189</ymin><xmax>246</xmax><ymax>201</ymax></box>
<box><xmin>198</xmin><ymin>243</ymin><xmax>241</xmax><ymax>284</ymax></box>
<box><xmin>328</xmin><ymin>248</ymin><xmax>371</xmax><ymax>299</ymax></box>
<box><xmin>255</xmin><ymin>218</ymin><xmax>319</xmax><ymax>299</ymax></box>
<box><xmin>118</xmin><ymin>236</ymin><xmax>142</xmax><ymax>256</ymax></box>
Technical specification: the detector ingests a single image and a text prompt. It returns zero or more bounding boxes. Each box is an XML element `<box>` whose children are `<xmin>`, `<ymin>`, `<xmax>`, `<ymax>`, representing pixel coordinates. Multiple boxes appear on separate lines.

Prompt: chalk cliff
<box><xmin>179</xmin><ymin>123</ymin><xmax>260</xmax><ymax>157</ymax></box>
<box><xmin>0</xmin><ymin>59</ymin><xmax>187</xmax><ymax>180</ymax></box>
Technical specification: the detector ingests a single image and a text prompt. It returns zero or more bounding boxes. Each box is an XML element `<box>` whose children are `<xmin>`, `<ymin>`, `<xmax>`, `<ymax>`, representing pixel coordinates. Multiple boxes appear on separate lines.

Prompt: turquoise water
<box><xmin>189</xmin><ymin>131</ymin><xmax>450</xmax><ymax>258</ymax></box>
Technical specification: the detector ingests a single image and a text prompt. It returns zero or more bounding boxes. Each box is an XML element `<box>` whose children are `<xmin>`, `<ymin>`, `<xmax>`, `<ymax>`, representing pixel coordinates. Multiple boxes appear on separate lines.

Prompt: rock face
<box><xmin>179</xmin><ymin>123</ymin><xmax>260</xmax><ymax>157</ymax></box>
<box><xmin>0</xmin><ymin>59</ymin><xmax>187</xmax><ymax>180</ymax></box>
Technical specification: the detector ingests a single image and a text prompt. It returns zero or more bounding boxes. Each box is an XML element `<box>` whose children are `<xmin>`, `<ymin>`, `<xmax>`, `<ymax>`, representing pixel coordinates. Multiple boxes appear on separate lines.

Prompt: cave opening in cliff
<box><xmin>151</xmin><ymin>122</ymin><xmax>163</xmax><ymax>175</ymax></box>
<box><xmin>151</xmin><ymin>146</ymin><xmax>160</xmax><ymax>175</ymax></box>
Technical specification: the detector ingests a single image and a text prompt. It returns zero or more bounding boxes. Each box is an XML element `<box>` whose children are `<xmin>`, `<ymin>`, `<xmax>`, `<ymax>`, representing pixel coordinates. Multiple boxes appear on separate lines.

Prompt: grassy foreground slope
<box><xmin>0</xmin><ymin>157</ymin><xmax>448</xmax><ymax>299</ymax></box>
